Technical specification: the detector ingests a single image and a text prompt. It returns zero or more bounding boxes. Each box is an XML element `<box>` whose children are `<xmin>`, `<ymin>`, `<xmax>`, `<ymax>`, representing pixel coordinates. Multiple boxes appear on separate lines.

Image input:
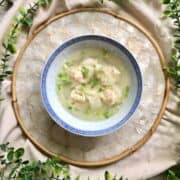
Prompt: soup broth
<box><xmin>56</xmin><ymin>48</ymin><xmax>130</xmax><ymax>120</ymax></box>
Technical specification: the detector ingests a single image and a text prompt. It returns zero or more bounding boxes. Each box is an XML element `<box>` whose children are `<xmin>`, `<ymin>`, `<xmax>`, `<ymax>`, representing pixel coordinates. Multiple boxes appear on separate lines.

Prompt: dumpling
<box><xmin>82</xmin><ymin>58</ymin><xmax>103</xmax><ymax>72</ymax></box>
<box><xmin>69</xmin><ymin>58</ymin><xmax>101</xmax><ymax>84</ymax></box>
<box><xmin>81</xmin><ymin>58</ymin><xmax>96</xmax><ymax>79</ymax></box>
<box><xmin>97</xmin><ymin>65</ymin><xmax>120</xmax><ymax>85</ymax></box>
<box><xmin>101</xmin><ymin>88</ymin><xmax>117</xmax><ymax>106</ymax></box>
<box><xmin>69</xmin><ymin>66</ymin><xmax>84</xmax><ymax>83</ymax></box>
<box><xmin>82</xmin><ymin>58</ymin><xmax>98</xmax><ymax>67</ymax></box>
<box><xmin>70</xmin><ymin>88</ymin><xmax>86</xmax><ymax>103</ymax></box>
<box><xmin>86</xmin><ymin>90</ymin><xmax>102</xmax><ymax>109</ymax></box>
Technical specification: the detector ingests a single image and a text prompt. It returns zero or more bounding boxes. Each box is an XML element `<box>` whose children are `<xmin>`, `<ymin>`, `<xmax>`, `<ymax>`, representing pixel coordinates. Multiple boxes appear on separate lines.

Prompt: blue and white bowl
<box><xmin>41</xmin><ymin>35</ymin><xmax>142</xmax><ymax>137</ymax></box>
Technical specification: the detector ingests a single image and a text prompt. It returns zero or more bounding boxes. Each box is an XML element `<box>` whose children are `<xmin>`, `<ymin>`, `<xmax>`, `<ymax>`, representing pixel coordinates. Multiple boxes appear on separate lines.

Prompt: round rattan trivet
<box><xmin>12</xmin><ymin>8</ymin><xmax>169</xmax><ymax>167</ymax></box>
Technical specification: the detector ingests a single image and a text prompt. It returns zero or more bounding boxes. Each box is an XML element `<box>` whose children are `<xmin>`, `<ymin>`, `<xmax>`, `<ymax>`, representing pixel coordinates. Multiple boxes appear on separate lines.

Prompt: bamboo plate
<box><xmin>12</xmin><ymin>8</ymin><xmax>169</xmax><ymax>167</ymax></box>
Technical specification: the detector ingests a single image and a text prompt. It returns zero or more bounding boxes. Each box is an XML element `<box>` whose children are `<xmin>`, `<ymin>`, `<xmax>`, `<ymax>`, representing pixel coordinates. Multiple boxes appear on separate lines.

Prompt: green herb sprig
<box><xmin>161</xmin><ymin>0</ymin><xmax>180</xmax><ymax>98</ymax></box>
<box><xmin>0</xmin><ymin>0</ymin><xmax>51</xmax><ymax>100</ymax></box>
<box><xmin>0</xmin><ymin>143</ymin><xmax>70</xmax><ymax>179</ymax></box>
<box><xmin>166</xmin><ymin>164</ymin><xmax>180</xmax><ymax>180</ymax></box>
<box><xmin>0</xmin><ymin>143</ymin><xmax>127</xmax><ymax>180</ymax></box>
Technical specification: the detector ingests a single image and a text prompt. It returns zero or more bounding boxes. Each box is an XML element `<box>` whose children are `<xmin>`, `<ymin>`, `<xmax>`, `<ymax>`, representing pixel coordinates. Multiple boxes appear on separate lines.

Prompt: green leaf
<box><xmin>7</xmin><ymin>43</ymin><xmax>17</xmax><ymax>54</ymax></box>
<box><xmin>38</xmin><ymin>0</ymin><xmax>51</xmax><ymax>6</ymax></box>
<box><xmin>22</xmin><ymin>160</ymin><xmax>29</xmax><ymax>164</ymax></box>
<box><xmin>175</xmin><ymin>38</ymin><xmax>180</xmax><ymax>44</ymax></box>
<box><xmin>1</xmin><ymin>57</ymin><xmax>8</xmax><ymax>62</ymax></box>
<box><xmin>105</xmin><ymin>171</ymin><xmax>112</xmax><ymax>180</ymax></box>
<box><xmin>0</xmin><ymin>74</ymin><xmax>6</xmax><ymax>79</ymax></box>
<box><xmin>175</xmin><ymin>43</ymin><xmax>180</xmax><ymax>49</ymax></box>
<box><xmin>19</xmin><ymin>7</ymin><xmax>27</xmax><ymax>16</ymax></box>
<box><xmin>167</xmin><ymin>171</ymin><xmax>180</xmax><ymax>180</ymax></box>
<box><xmin>167</xmin><ymin>164</ymin><xmax>180</xmax><ymax>180</ymax></box>
<box><xmin>7</xmin><ymin>151</ymin><xmax>14</xmax><ymax>161</ymax></box>
<box><xmin>161</xmin><ymin>0</ymin><xmax>170</xmax><ymax>4</ymax></box>
<box><xmin>8</xmin><ymin>147</ymin><xmax>14</xmax><ymax>151</ymax></box>
<box><xmin>5</xmin><ymin>70</ymin><xmax>12</xmax><ymax>75</ymax></box>
<box><xmin>119</xmin><ymin>177</ymin><xmax>124</xmax><ymax>180</ymax></box>
<box><xmin>0</xmin><ymin>155</ymin><xmax>4</xmax><ymax>159</ymax></box>
<box><xmin>2</xmin><ymin>42</ymin><xmax>7</xmax><ymax>48</ymax></box>
<box><xmin>8</xmin><ymin>162</ymin><xmax>21</xmax><ymax>178</ymax></box>
<box><xmin>171</xmin><ymin>54</ymin><xmax>178</xmax><ymax>64</ymax></box>
<box><xmin>22</xmin><ymin>17</ymin><xmax>33</xmax><ymax>27</ymax></box>
<box><xmin>167</xmin><ymin>67</ymin><xmax>177</xmax><ymax>75</ymax></box>
<box><xmin>163</xmin><ymin>10</ymin><xmax>171</xmax><ymax>16</ymax></box>
<box><xmin>15</xmin><ymin>148</ymin><xmax>24</xmax><ymax>158</ymax></box>
<box><xmin>0</xmin><ymin>143</ymin><xmax>9</xmax><ymax>151</ymax></box>
<box><xmin>53</xmin><ymin>165</ymin><xmax>61</xmax><ymax>174</ymax></box>
<box><xmin>5</xmin><ymin>53</ymin><xmax>10</xmax><ymax>58</ymax></box>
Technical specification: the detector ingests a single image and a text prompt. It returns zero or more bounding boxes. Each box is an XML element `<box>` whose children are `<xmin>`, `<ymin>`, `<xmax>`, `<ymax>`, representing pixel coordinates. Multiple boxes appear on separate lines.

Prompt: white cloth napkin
<box><xmin>0</xmin><ymin>0</ymin><xmax>180</xmax><ymax>179</ymax></box>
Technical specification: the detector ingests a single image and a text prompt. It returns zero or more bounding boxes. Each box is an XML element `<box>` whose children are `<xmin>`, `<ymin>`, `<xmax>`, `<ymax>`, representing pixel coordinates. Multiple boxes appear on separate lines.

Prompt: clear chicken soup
<box><xmin>56</xmin><ymin>48</ymin><xmax>130</xmax><ymax>120</ymax></box>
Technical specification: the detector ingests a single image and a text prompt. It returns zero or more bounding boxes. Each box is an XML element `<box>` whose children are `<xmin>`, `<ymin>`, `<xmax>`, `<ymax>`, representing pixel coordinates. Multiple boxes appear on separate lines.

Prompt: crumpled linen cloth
<box><xmin>0</xmin><ymin>0</ymin><xmax>180</xmax><ymax>179</ymax></box>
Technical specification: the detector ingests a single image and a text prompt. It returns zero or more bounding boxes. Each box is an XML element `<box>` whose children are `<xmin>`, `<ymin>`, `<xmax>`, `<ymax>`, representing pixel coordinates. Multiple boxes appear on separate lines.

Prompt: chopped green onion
<box><xmin>103</xmin><ymin>111</ymin><xmax>112</xmax><ymax>118</ymax></box>
<box><xmin>81</xmin><ymin>66</ymin><xmax>89</xmax><ymax>77</ymax></box>
<box><xmin>90</xmin><ymin>76</ymin><xmax>100</xmax><ymax>87</ymax></box>
<box><xmin>57</xmin><ymin>72</ymin><xmax>70</xmax><ymax>85</ymax></box>
<box><xmin>63</xmin><ymin>61</ymin><xmax>73</xmax><ymax>69</ymax></box>
<box><xmin>124</xmin><ymin>86</ymin><xmax>129</xmax><ymax>97</ymax></box>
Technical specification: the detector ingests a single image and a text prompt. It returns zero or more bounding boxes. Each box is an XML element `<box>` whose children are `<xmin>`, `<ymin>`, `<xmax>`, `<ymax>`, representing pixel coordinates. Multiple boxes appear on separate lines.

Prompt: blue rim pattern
<box><xmin>41</xmin><ymin>35</ymin><xmax>142</xmax><ymax>137</ymax></box>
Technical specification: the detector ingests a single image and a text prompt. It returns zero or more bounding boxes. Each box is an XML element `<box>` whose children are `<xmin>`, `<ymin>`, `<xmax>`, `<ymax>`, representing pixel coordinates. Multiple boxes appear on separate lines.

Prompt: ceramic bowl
<box><xmin>41</xmin><ymin>35</ymin><xmax>142</xmax><ymax>137</ymax></box>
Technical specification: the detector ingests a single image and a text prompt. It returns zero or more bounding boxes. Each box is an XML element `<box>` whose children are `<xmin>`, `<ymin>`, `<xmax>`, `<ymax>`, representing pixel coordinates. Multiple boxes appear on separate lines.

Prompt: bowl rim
<box><xmin>41</xmin><ymin>35</ymin><xmax>142</xmax><ymax>137</ymax></box>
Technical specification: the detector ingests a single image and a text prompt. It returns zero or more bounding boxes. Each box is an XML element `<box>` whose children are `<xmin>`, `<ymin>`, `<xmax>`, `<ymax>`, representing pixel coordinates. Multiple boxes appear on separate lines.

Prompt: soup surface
<box><xmin>56</xmin><ymin>48</ymin><xmax>130</xmax><ymax>120</ymax></box>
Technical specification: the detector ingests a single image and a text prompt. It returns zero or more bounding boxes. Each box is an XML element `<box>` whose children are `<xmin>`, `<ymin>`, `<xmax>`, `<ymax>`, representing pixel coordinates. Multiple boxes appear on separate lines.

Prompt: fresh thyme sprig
<box><xmin>0</xmin><ymin>0</ymin><xmax>51</xmax><ymax>100</ymax></box>
<box><xmin>161</xmin><ymin>1</ymin><xmax>180</xmax><ymax>178</ymax></box>
<box><xmin>0</xmin><ymin>143</ymin><xmax>70</xmax><ymax>179</ymax></box>
<box><xmin>0</xmin><ymin>143</ymin><xmax>127</xmax><ymax>180</ymax></box>
<box><xmin>161</xmin><ymin>0</ymin><xmax>180</xmax><ymax>96</ymax></box>
<box><xmin>166</xmin><ymin>164</ymin><xmax>180</xmax><ymax>179</ymax></box>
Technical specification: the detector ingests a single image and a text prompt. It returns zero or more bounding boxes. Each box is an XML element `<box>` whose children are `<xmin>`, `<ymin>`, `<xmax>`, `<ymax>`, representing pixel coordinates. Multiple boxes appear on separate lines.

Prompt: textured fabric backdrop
<box><xmin>0</xmin><ymin>0</ymin><xmax>180</xmax><ymax>180</ymax></box>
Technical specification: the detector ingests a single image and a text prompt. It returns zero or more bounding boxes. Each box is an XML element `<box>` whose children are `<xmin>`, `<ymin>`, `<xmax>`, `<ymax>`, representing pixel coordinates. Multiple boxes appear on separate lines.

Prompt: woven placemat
<box><xmin>12</xmin><ymin>8</ymin><xmax>169</xmax><ymax>167</ymax></box>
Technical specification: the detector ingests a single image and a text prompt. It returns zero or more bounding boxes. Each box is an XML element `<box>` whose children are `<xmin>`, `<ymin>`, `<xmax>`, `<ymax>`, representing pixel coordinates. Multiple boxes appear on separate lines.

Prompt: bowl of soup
<box><xmin>41</xmin><ymin>35</ymin><xmax>142</xmax><ymax>137</ymax></box>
